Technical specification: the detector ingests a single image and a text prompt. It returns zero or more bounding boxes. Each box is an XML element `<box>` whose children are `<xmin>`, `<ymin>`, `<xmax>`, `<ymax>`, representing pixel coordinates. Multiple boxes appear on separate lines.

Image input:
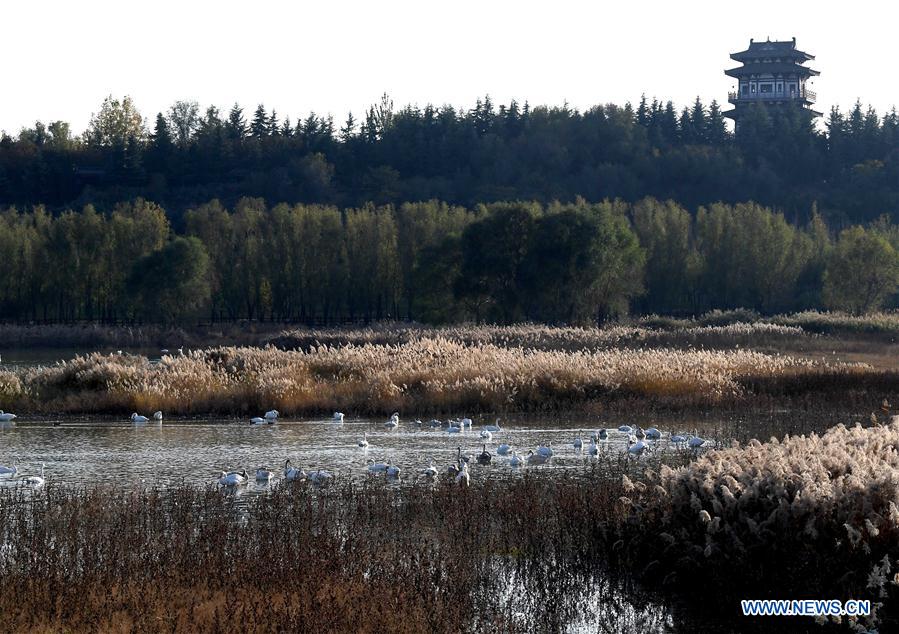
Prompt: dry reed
<box><xmin>620</xmin><ymin>420</ymin><xmax>899</xmax><ymax>631</ymax></box>
<box><xmin>0</xmin><ymin>337</ymin><xmax>868</xmax><ymax>416</ymax></box>
<box><xmin>0</xmin><ymin>471</ymin><xmax>669</xmax><ymax>633</ymax></box>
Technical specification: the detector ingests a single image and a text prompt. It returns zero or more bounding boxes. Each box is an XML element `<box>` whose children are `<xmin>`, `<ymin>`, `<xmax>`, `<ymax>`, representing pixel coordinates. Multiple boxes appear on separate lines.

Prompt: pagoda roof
<box><xmin>731</xmin><ymin>38</ymin><xmax>814</xmax><ymax>63</ymax></box>
<box><xmin>726</xmin><ymin>62</ymin><xmax>820</xmax><ymax>78</ymax></box>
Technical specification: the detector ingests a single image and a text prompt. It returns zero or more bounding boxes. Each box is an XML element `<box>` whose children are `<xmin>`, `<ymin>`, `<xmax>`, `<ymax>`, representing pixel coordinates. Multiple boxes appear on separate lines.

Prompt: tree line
<box><xmin>1</xmin><ymin>197</ymin><xmax>897</xmax><ymax>325</ymax></box>
<box><xmin>1</xmin><ymin>94</ymin><xmax>897</xmax><ymax>226</ymax></box>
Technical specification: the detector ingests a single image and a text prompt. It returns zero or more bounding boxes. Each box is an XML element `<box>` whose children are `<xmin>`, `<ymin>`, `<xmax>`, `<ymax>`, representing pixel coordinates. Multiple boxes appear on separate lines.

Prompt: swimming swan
<box><xmin>218</xmin><ymin>469</ymin><xmax>248</xmax><ymax>486</ymax></box>
<box><xmin>22</xmin><ymin>463</ymin><xmax>45</xmax><ymax>486</ymax></box>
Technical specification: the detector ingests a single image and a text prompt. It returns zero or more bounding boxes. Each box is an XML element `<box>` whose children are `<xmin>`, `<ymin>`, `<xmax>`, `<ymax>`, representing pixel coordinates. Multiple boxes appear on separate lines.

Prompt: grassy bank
<box><xmin>269</xmin><ymin>320</ymin><xmax>809</xmax><ymax>352</ymax></box>
<box><xmin>0</xmin><ymin>322</ymin><xmax>288</xmax><ymax>350</ymax></box>
<box><xmin>6</xmin><ymin>309</ymin><xmax>899</xmax><ymax>352</ymax></box>
<box><xmin>0</xmin><ymin>337</ymin><xmax>887</xmax><ymax>417</ymax></box>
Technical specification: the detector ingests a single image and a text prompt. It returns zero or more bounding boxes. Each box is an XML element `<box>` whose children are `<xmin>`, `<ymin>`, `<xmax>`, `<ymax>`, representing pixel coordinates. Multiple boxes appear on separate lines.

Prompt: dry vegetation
<box><xmin>269</xmin><ymin>320</ymin><xmax>808</xmax><ymax>351</ymax></box>
<box><xmin>0</xmin><ymin>472</ymin><xmax>667</xmax><ymax>634</ymax></box>
<box><xmin>4</xmin><ymin>309</ymin><xmax>898</xmax><ymax>352</ymax></box>
<box><xmin>771</xmin><ymin>310</ymin><xmax>899</xmax><ymax>337</ymax></box>
<box><xmin>0</xmin><ymin>335</ymin><xmax>880</xmax><ymax>417</ymax></box>
<box><xmin>4</xmin><ymin>423</ymin><xmax>899</xmax><ymax>631</ymax></box>
<box><xmin>0</xmin><ymin>322</ymin><xmax>285</xmax><ymax>350</ymax></box>
<box><xmin>620</xmin><ymin>419</ymin><xmax>899</xmax><ymax>632</ymax></box>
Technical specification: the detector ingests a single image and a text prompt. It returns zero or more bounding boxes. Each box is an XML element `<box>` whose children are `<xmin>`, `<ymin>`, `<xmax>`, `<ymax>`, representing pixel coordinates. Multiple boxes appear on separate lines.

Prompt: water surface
<box><xmin>0</xmin><ymin>417</ymin><xmax>686</xmax><ymax>492</ymax></box>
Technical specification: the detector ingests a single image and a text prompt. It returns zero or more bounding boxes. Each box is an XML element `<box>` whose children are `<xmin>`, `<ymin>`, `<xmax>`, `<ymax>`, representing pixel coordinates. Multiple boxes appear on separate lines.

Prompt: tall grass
<box><xmin>772</xmin><ymin>310</ymin><xmax>899</xmax><ymax>337</ymax></box>
<box><xmin>0</xmin><ymin>338</ymin><xmax>868</xmax><ymax>416</ymax></box>
<box><xmin>0</xmin><ymin>322</ymin><xmax>286</xmax><ymax>349</ymax></box>
<box><xmin>4</xmin><ymin>421</ymin><xmax>899</xmax><ymax>631</ymax></box>
<box><xmin>271</xmin><ymin>320</ymin><xmax>807</xmax><ymax>352</ymax></box>
<box><xmin>619</xmin><ymin>419</ymin><xmax>899</xmax><ymax>630</ymax></box>
<box><xmin>0</xmin><ymin>472</ymin><xmax>671</xmax><ymax>633</ymax></box>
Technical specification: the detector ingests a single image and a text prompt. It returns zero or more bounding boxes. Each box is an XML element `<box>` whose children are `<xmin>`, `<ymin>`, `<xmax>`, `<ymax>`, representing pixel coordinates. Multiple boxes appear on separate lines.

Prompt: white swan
<box><xmin>218</xmin><ymin>469</ymin><xmax>248</xmax><ymax>486</ymax></box>
<box><xmin>587</xmin><ymin>440</ymin><xmax>599</xmax><ymax>456</ymax></box>
<box><xmin>447</xmin><ymin>423</ymin><xmax>462</xmax><ymax>434</ymax></box>
<box><xmin>496</xmin><ymin>443</ymin><xmax>511</xmax><ymax>456</ymax></box>
<box><xmin>526</xmin><ymin>450</ymin><xmax>548</xmax><ymax>466</ymax></box>
<box><xmin>153</xmin><ymin>411</ymin><xmax>163</xmax><ymax>421</ymax></box>
<box><xmin>264</xmin><ymin>409</ymin><xmax>279</xmax><ymax>421</ymax></box>
<box><xmin>573</xmin><ymin>431</ymin><xmax>583</xmax><ymax>450</ymax></box>
<box><xmin>455</xmin><ymin>462</ymin><xmax>470</xmax><ymax>486</ymax></box>
<box><xmin>386</xmin><ymin>463</ymin><xmax>401</xmax><ymax>478</ymax></box>
<box><xmin>283</xmin><ymin>459</ymin><xmax>306</xmax><ymax>482</ymax></box>
<box><xmin>358</xmin><ymin>432</ymin><xmax>369</xmax><ymax>448</ymax></box>
<box><xmin>367</xmin><ymin>460</ymin><xmax>389</xmax><ymax>473</ymax></box>
<box><xmin>671</xmin><ymin>434</ymin><xmax>688</xmax><ymax>448</ymax></box>
<box><xmin>131</xmin><ymin>412</ymin><xmax>148</xmax><ymax>424</ymax></box>
<box><xmin>460</xmin><ymin>417</ymin><xmax>473</xmax><ymax>429</ymax></box>
<box><xmin>0</xmin><ymin>411</ymin><xmax>17</xmax><ymax>422</ymax></box>
<box><xmin>484</xmin><ymin>418</ymin><xmax>502</xmax><ymax>433</ymax></box>
<box><xmin>419</xmin><ymin>460</ymin><xmax>439</xmax><ymax>479</ymax></box>
<box><xmin>479</xmin><ymin>429</ymin><xmax>492</xmax><ymax>441</ymax></box>
<box><xmin>0</xmin><ymin>458</ymin><xmax>17</xmax><ymax>477</ymax></box>
<box><xmin>688</xmin><ymin>436</ymin><xmax>708</xmax><ymax>449</ymax></box>
<box><xmin>22</xmin><ymin>463</ymin><xmax>45</xmax><ymax>487</ymax></box>
<box><xmin>256</xmin><ymin>467</ymin><xmax>274</xmax><ymax>481</ymax></box>
<box><xmin>508</xmin><ymin>451</ymin><xmax>523</xmax><ymax>467</ymax></box>
<box><xmin>250</xmin><ymin>417</ymin><xmax>266</xmax><ymax>425</ymax></box>
<box><xmin>333</xmin><ymin>412</ymin><xmax>345</xmax><ymax>423</ymax></box>
<box><xmin>384</xmin><ymin>413</ymin><xmax>399</xmax><ymax>430</ymax></box>
<box><xmin>537</xmin><ymin>443</ymin><xmax>553</xmax><ymax>458</ymax></box>
<box><xmin>618</xmin><ymin>424</ymin><xmax>633</xmax><ymax>434</ymax></box>
<box><xmin>307</xmin><ymin>469</ymin><xmax>332</xmax><ymax>485</ymax></box>
<box><xmin>645</xmin><ymin>427</ymin><xmax>661</xmax><ymax>440</ymax></box>
<box><xmin>627</xmin><ymin>440</ymin><xmax>650</xmax><ymax>457</ymax></box>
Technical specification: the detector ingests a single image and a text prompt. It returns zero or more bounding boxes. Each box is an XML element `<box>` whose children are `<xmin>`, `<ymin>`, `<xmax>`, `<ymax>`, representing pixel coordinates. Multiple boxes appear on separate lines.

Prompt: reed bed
<box><xmin>0</xmin><ymin>471</ymin><xmax>672</xmax><ymax>633</ymax></box>
<box><xmin>620</xmin><ymin>420</ymin><xmax>899</xmax><ymax>631</ymax></box>
<box><xmin>771</xmin><ymin>310</ymin><xmax>899</xmax><ymax>337</ymax></box>
<box><xmin>0</xmin><ymin>322</ymin><xmax>284</xmax><ymax>349</ymax></box>
<box><xmin>3</xmin><ymin>422</ymin><xmax>899</xmax><ymax>632</ymax></box>
<box><xmin>270</xmin><ymin>320</ymin><xmax>807</xmax><ymax>352</ymax></box>
<box><xmin>0</xmin><ymin>338</ymin><xmax>870</xmax><ymax>416</ymax></box>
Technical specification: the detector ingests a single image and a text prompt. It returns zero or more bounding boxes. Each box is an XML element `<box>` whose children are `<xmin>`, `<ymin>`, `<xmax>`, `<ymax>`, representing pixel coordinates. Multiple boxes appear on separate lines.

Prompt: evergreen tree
<box><xmin>150</xmin><ymin>113</ymin><xmax>173</xmax><ymax>153</ymax></box>
<box><xmin>636</xmin><ymin>94</ymin><xmax>650</xmax><ymax>127</ymax></box>
<box><xmin>690</xmin><ymin>97</ymin><xmax>708</xmax><ymax>143</ymax></box>
<box><xmin>706</xmin><ymin>100</ymin><xmax>727</xmax><ymax>145</ymax></box>
<box><xmin>251</xmin><ymin>104</ymin><xmax>269</xmax><ymax>138</ymax></box>
<box><xmin>340</xmin><ymin>112</ymin><xmax>356</xmax><ymax>143</ymax></box>
<box><xmin>226</xmin><ymin>103</ymin><xmax>247</xmax><ymax>140</ymax></box>
<box><xmin>268</xmin><ymin>109</ymin><xmax>280</xmax><ymax>136</ymax></box>
<box><xmin>660</xmin><ymin>101</ymin><xmax>679</xmax><ymax>145</ymax></box>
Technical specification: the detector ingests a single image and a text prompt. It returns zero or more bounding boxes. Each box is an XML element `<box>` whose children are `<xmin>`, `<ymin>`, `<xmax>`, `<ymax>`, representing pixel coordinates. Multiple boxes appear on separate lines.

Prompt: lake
<box><xmin>0</xmin><ymin>416</ymin><xmax>690</xmax><ymax>491</ymax></box>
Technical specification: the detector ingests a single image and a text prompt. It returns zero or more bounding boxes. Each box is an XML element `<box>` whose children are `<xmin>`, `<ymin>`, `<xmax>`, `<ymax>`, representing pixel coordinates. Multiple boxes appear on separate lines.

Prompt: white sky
<box><xmin>2</xmin><ymin>0</ymin><xmax>897</xmax><ymax>135</ymax></box>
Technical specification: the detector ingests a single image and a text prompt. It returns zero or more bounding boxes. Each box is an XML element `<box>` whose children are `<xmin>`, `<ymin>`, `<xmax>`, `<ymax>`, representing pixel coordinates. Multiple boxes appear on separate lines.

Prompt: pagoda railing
<box><xmin>728</xmin><ymin>88</ymin><xmax>815</xmax><ymax>103</ymax></box>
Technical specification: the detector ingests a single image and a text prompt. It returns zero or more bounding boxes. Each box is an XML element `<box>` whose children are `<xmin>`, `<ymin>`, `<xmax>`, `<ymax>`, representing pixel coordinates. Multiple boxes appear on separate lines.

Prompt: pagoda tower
<box><xmin>724</xmin><ymin>37</ymin><xmax>821</xmax><ymax>124</ymax></box>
